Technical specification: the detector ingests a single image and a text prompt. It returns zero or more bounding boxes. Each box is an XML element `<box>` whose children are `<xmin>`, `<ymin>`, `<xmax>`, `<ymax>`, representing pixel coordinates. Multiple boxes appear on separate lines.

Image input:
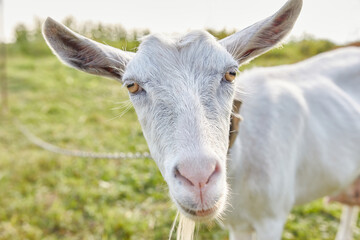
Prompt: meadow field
<box><xmin>0</xmin><ymin>21</ymin><xmax>359</xmax><ymax>239</ymax></box>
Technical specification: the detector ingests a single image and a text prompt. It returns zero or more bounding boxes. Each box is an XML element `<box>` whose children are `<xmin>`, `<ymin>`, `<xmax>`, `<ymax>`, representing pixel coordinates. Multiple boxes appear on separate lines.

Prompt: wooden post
<box><xmin>335</xmin><ymin>206</ymin><xmax>359</xmax><ymax>240</ymax></box>
<box><xmin>0</xmin><ymin>0</ymin><xmax>7</xmax><ymax>114</ymax></box>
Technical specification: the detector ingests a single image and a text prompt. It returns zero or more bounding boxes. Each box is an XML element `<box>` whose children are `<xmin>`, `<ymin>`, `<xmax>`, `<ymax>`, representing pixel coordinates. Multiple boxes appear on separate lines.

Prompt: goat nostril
<box><xmin>174</xmin><ymin>166</ymin><xmax>195</xmax><ymax>186</ymax></box>
<box><xmin>206</xmin><ymin>164</ymin><xmax>220</xmax><ymax>184</ymax></box>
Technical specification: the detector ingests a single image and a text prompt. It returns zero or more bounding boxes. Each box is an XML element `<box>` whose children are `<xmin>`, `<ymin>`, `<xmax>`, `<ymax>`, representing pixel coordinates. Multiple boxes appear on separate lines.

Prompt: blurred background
<box><xmin>0</xmin><ymin>0</ymin><xmax>359</xmax><ymax>239</ymax></box>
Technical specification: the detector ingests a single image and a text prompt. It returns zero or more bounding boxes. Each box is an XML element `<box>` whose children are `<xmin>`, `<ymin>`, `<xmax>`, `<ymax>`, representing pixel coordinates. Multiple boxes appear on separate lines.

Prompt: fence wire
<box><xmin>15</xmin><ymin>119</ymin><xmax>152</xmax><ymax>159</ymax></box>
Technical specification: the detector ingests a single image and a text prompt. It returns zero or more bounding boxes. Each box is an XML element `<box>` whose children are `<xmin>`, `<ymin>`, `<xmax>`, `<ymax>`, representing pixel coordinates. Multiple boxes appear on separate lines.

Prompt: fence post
<box><xmin>0</xmin><ymin>0</ymin><xmax>7</xmax><ymax>114</ymax></box>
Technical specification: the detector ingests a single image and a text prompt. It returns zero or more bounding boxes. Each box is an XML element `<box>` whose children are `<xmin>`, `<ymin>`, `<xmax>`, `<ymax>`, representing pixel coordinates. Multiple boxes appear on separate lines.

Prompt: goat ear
<box><xmin>220</xmin><ymin>0</ymin><xmax>302</xmax><ymax>65</ymax></box>
<box><xmin>42</xmin><ymin>17</ymin><xmax>134</xmax><ymax>81</ymax></box>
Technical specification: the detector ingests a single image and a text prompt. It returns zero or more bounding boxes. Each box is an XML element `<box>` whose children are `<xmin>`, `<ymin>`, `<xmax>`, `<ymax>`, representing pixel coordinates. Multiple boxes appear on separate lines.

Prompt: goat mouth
<box><xmin>176</xmin><ymin>202</ymin><xmax>218</xmax><ymax>220</ymax></box>
<box><xmin>194</xmin><ymin>207</ymin><xmax>217</xmax><ymax>217</ymax></box>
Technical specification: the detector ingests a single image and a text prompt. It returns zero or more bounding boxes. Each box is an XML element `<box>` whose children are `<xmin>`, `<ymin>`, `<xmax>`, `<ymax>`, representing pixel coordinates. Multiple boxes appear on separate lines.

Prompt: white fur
<box><xmin>227</xmin><ymin>47</ymin><xmax>360</xmax><ymax>239</ymax></box>
<box><xmin>39</xmin><ymin>0</ymin><xmax>360</xmax><ymax>239</ymax></box>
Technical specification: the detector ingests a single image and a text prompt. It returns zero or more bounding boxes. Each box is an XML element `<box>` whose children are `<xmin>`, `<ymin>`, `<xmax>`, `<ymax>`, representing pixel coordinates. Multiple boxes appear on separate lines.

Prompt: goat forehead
<box><xmin>125</xmin><ymin>31</ymin><xmax>236</xmax><ymax>82</ymax></box>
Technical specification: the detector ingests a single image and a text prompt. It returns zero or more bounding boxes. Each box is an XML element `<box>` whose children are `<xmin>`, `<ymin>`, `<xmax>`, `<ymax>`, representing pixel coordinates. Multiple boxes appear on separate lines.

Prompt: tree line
<box><xmin>10</xmin><ymin>17</ymin><xmax>340</xmax><ymax>59</ymax></box>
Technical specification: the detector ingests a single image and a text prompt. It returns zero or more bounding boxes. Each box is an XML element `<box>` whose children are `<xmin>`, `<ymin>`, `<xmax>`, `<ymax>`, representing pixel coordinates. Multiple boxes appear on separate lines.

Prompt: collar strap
<box><xmin>228</xmin><ymin>100</ymin><xmax>242</xmax><ymax>149</ymax></box>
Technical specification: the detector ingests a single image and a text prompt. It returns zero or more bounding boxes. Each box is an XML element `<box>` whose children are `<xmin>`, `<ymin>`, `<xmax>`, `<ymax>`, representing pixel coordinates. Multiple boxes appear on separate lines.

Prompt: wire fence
<box><xmin>14</xmin><ymin>118</ymin><xmax>152</xmax><ymax>159</ymax></box>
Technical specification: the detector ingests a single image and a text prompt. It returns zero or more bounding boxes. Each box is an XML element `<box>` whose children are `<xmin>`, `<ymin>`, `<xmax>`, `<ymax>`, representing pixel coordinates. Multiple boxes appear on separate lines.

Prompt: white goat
<box><xmin>42</xmin><ymin>0</ymin><xmax>360</xmax><ymax>238</ymax></box>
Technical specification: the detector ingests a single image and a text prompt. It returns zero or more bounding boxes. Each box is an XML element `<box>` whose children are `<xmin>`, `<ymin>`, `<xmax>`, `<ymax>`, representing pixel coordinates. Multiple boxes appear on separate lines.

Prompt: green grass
<box><xmin>0</xmin><ymin>39</ymin><xmax>359</xmax><ymax>240</ymax></box>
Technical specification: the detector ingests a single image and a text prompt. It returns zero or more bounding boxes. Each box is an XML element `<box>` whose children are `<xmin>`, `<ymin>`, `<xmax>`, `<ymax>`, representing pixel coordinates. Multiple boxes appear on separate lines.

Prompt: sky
<box><xmin>2</xmin><ymin>0</ymin><xmax>360</xmax><ymax>44</ymax></box>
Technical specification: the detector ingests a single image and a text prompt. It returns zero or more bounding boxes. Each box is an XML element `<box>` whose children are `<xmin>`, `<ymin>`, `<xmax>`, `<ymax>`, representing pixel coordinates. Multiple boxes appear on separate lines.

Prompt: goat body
<box><xmin>226</xmin><ymin>47</ymin><xmax>360</xmax><ymax>239</ymax></box>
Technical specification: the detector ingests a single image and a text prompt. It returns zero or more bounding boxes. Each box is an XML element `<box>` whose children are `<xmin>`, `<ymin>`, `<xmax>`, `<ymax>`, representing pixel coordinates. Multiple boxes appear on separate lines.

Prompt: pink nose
<box><xmin>174</xmin><ymin>161</ymin><xmax>220</xmax><ymax>188</ymax></box>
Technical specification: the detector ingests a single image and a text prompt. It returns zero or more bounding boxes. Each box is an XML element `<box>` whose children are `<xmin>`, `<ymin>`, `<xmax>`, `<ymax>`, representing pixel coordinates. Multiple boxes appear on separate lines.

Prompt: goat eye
<box><xmin>224</xmin><ymin>71</ymin><xmax>237</xmax><ymax>82</ymax></box>
<box><xmin>127</xmin><ymin>83</ymin><xmax>141</xmax><ymax>93</ymax></box>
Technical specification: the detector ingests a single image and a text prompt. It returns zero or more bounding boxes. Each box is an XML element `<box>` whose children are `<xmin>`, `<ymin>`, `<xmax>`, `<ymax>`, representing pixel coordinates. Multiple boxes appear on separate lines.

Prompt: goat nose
<box><xmin>174</xmin><ymin>162</ymin><xmax>220</xmax><ymax>188</ymax></box>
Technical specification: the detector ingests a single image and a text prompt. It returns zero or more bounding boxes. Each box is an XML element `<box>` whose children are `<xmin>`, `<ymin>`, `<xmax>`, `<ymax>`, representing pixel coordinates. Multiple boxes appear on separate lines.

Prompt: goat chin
<box><xmin>169</xmin><ymin>212</ymin><xmax>196</xmax><ymax>240</ymax></box>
